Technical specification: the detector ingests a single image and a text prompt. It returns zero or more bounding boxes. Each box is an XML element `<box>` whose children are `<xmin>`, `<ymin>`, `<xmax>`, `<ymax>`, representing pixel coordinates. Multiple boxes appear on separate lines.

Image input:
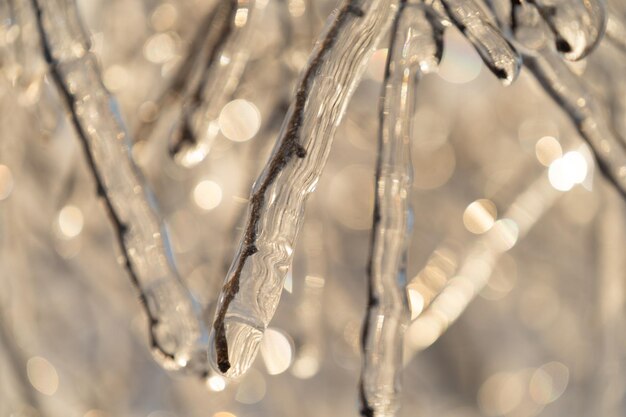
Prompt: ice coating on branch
<box><xmin>209</xmin><ymin>0</ymin><xmax>400</xmax><ymax>378</ymax></box>
<box><xmin>438</xmin><ymin>0</ymin><xmax>521</xmax><ymax>85</ymax></box>
<box><xmin>523</xmin><ymin>48</ymin><xmax>626</xmax><ymax>198</ymax></box>
<box><xmin>31</xmin><ymin>0</ymin><xmax>208</xmax><ymax>373</ymax></box>
<box><xmin>406</xmin><ymin>173</ymin><xmax>562</xmax><ymax>359</ymax></box>
<box><xmin>528</xmin><ymin>0</ymin><xmax>606</xmax><ymax>61</ymax></box>
<box><xmin>170</xmin><ymin>0</ymin><xmax>257</xmax><ymax>168</ymax></box>
<box><xmin>359</xmin><ymin>3</ymin><xmax>442</xmax><ymax>416</ymax></box>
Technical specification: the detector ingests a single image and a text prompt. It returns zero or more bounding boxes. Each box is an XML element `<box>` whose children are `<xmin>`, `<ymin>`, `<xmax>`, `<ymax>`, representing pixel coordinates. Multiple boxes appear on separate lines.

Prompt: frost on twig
<box><xmin>359</xmin><ymin>2</ymin><xmax>442</xmax><ymax>416</ymax></box>
<box><xmin>31</xmin><ymin>0</ymin><xmax>209</xmax><ymax>374</ymax></box>
<box><xmin>523</xmin><ymin>49</ymin><xmax>626</xmax><ymax>199</ymax></box>
<box><xmin>210</xmin><ymin>0</ymin><xmax>400</xmax><ymax>378</ymax></box>
<box><xmin>436</xmin><ymin>0</ymin><xmax>521</xmax><ymax>84</ymax></box>
<box><xmin>169</xmin><ymin>0</ymin><xmax>257</xmax><ymax>167</ymax></box>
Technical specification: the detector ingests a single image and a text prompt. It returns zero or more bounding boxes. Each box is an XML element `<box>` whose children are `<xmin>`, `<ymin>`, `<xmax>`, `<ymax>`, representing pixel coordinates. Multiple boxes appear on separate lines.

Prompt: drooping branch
<box><xmin>527</xmin><ymin>0</ymin><xmax>606</xmax><ymax>61</ymax></box>
<box><xmin>523</xmin><ymin>48</ymin><xmax>626</xmax><ymax>199</ymax></box>
<box><xmin>359</xmin><ymin>2</ymin><xmax>443</xmax><ymax>416</ymax></box>
<box><xmin>31</xmin><ymin>0</ymin><xmax>208</xmax><ymax>374</ymax></box>
<box><xmin>210</xmin><ymin>0</ymin><xmax>401</xmax><ymax>377</ymax></box>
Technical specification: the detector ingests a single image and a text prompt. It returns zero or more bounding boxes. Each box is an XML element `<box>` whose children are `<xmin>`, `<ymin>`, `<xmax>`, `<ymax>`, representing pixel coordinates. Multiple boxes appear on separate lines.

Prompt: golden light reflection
<box><xmin>193</xmin><ymin>180</ymin><xmax>223</xmax><ymax>210</ymax></box>
<box><xmin>218</xmin><ymin>99</ymin><xmax>261</xmax><ymax>142</ymax></box>
<box><xmin>406</xmin><ymin>246</ymin><xmax>458</xmax><ymax>319</ymax></box>
<box><xmin>548</xmin><ymin>151</ymin><xmax>588</xmax><ymax>192</ymax></box>
<box><xmin>291</xmin><ymin>354</ymin><xmax>320</xmax><ymax>379</ymax></box>
<box><xmin>143</xmin><ymin>33</ymin><xmax>177</xmax><ymax>64</ymax></box>
<box><xmin>535</xmin><ymin>136</ymin><xmax>562</xmax><ymax>167</ymax></box>
<box><xmin>207</xmin><ymin>375</ymin><xmax>227</xmax><ymax>392</ymax></box>
<box><xmin>260</xmin><ymin>327</ymin><xmax>294</xmax><ymax>375</ymax></box>
<box><xmin>490</xmin><ymin>218</ymin><xmax>519</xmax><ymax>252</ymax></box>
<box><xmin>27</xmin><ymin>356</ymin><xmax>59</xmax><ymax>396</ymax></box>
<box><xmin>234</xmin><ymin>9</ymin><xmax>249</xmax><ymax>27</ymax></box>
<box><xmin>103</xmin><ymin>65</ymin><xmax>129</xmax><ymax>92</ymax></box>
<box><xmin>463</xmin><ymin>199</ymin><xmax>497</xmax><ymax>234</ymax></box>
<box><xmin>529</xmin><ymin>362</ymin><xmax>569</xmax><ymax>405</ymax></box>
<box><xmin>0</xmin><ymin>164</ymin><xmax>14</xmax><ymax>200</ymax></box>
<box><xmin>57</xmin><ymin>205</ymin><xmax>84</xmax><ymax>238</ymax></box>
<box><xmin>407</xmin><ymin>287</ymin><xmax>425</xmax><ymax>320</ymax></box>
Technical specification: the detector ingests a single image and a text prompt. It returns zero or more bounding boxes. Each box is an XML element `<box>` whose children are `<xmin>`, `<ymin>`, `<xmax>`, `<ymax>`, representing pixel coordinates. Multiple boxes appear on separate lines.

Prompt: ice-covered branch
<box><xmin>210</xmin><ymin>0</ymin><xmax>400</xmax><ymax>378</ymax></box>
<box><xmin>31</xmin><ymin>0</ymin><xmax>208</xmax><ymax>373</ymax></box>
<box><xmin>436</xmin><ymin>0</ymin><xmax>521</xmax><ymax>84</ymax></box>
<box><xmin>527</xmin><ymin>0</ymin><xmax>606</xmax><ymax>60</ymax></box>
<box><xmin>359</xmin><ymin>3</ymin><xmax>442</xmax><ymax>416</ymax></box>
<box><xmin>523</xmin><ymin>48</ymin><xmax>626</xmax><ymax>199</ymax></box>
<box><xmin>169</xmin><ymin>0</ymin><xmax>257</xmax><ymax>167</ymax></box>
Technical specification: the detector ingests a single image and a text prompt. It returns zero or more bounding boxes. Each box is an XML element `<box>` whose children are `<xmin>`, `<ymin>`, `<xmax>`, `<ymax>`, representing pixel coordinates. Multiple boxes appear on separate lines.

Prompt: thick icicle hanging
<box><xmin>210</xmin><ymin>0</ymin><xmax>400</xmax><ymax>378</ymax></box>
<box><xmin>359</xmin><ymin>2</ymin><xmax>442</xmax><ymax>416</ymax></box>
<box><xmin>30</xmin><ymin>0</ymin><xmax>209</xmax><ymax>373</ymax></box>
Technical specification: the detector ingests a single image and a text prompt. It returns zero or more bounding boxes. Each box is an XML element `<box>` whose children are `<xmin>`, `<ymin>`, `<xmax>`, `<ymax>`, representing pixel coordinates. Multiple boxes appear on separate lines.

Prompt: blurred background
<box><xmin>1</xmin><ymin>0</ymin><xmax>625</xmax><ymax>417</ymax></box>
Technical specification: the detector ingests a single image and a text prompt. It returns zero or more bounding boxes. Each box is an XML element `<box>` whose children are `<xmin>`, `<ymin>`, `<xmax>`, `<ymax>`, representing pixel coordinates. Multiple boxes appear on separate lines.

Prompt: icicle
<box><xmin>359</xmin><ymin>3</ymin><xmax>442</xmax><ymax>417</ymax></box>
<box><xmin>405</xmin><ymin>170</ymin><xmax>563</xmax><ymax>358</ymax></box>
<box><xmin>436</xmin><ymin>0</ymin><xmax>522</xmax><ymax>85</ymax></box>
<box><xmin>30</xmin><ymin>0</ymin><xmax>209</xmax><ymax>373</ymax></box>
<box><xmin>209</xmin><ymin>0</ymin><xmax>400</xmax><ymax>378</ymax></box>
<box><xmin>528</xmin><ymin>0</ymin><xmax>607</xmax><ymax>60</ymax></box>
<box><xmin>523</xmin><ymin>48</ymin><xmax>626</xmax><ymax>199</ymax></box>
<box><xmin>169</xmin><ymin>0</ymin><xmax>258</xmax><ymax>168</ymax></box>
